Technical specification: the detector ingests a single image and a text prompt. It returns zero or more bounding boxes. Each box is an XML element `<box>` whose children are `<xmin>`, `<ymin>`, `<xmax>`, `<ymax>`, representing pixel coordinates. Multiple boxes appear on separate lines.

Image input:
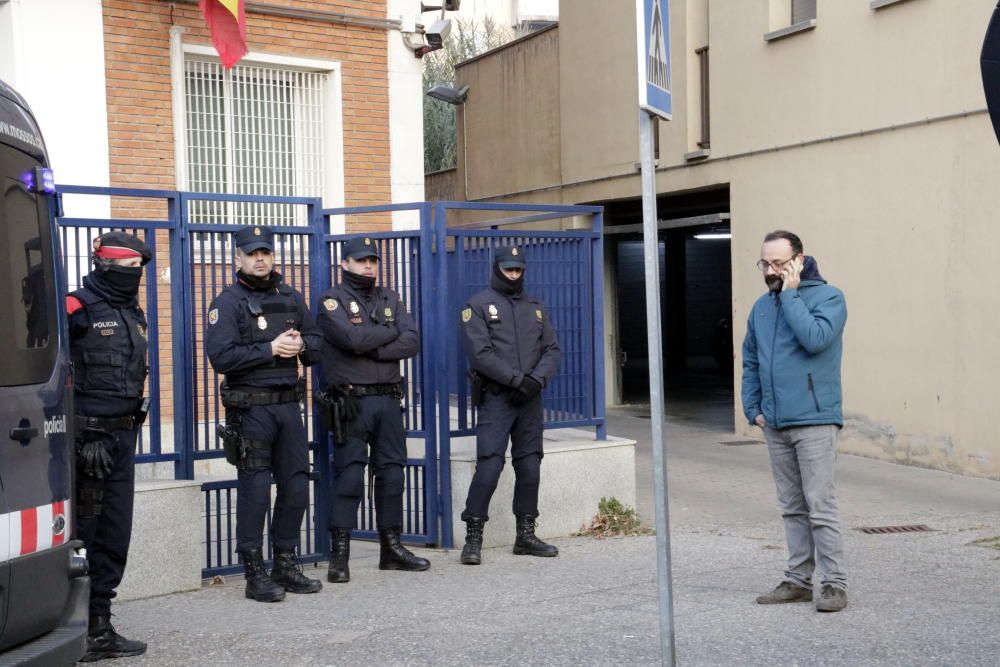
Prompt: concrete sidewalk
<box><xmin>113</xmin><ymin>408</ymin><xmax>1000</xmax><ymax>666</ymax></box>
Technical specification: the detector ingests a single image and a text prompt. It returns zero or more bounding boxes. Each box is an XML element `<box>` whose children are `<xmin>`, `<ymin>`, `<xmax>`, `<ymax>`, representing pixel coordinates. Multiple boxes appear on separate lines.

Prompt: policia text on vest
<box><xmin>68</xmin><ymin>231</ymin><xmax>153</xmax><ymax>660</ymax></box>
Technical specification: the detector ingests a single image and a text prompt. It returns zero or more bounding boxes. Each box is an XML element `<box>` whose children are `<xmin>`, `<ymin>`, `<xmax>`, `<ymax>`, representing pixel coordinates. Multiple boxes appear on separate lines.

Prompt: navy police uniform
<box><xmin>68</xmin><ymin>231</ymin><xmax>151</xmax><ymax>660</ymax></box>
<box><xmin>205</xmin><ymin>225</ymin><xmax>324</xmax><ymax>601</ymax></box>
<box><xmin>458</xmin><ymin>245</ymin><xmax>562</xmax><ymax>564</ymax></box>
<box><xmin>317</xmin><ymin>235</ymin><xmax>428</xmax><ymax>581</ymax></box>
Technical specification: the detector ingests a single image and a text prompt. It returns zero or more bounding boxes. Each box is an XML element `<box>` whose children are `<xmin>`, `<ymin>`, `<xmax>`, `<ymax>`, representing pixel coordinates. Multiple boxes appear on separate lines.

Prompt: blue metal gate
<box><xmin>56</xmin><ymin>189</ymin><xmax>603</xmax><ymax>571</ymax></box>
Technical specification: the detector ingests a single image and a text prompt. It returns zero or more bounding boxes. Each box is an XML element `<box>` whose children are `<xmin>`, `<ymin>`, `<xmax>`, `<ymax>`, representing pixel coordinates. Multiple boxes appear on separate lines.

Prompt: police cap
<box><xmin>495</xmin><ymin>245</ymin><xmax>526</xmax><ymax>269</ymax></box>
<box><xmin>342</xmin><ymin>236</ymin><xmax>380</xmax><ymax>261</ymax></box>
<box><xmin>234</xmin><ymin>225</ymin><xmax>274</xmax><ymax>253</ymax></box>
<box><xmin>93</xmin><ymin>231</ymin><xmax>152</xmax><ymax>266</ymax></box>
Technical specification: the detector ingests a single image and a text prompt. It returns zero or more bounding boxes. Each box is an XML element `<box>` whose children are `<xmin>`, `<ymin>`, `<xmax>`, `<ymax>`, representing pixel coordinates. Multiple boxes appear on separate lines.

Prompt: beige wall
<box><xmin>457</xmin><ymin>25</ymin><xmax>561</xmax><ymax>200</ymax></box>
<box><xmin>450</xmin><ymin>0</ymin><xmax>1000</xmax><ymax>478</ymax></box>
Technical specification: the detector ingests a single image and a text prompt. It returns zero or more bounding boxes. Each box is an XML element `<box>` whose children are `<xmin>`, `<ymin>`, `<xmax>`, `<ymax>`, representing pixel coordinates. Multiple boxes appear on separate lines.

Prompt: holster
<box><xmin>315</xmin><ymin>389</ymin><xmax>346</xmax><ymax>444</ymax></box>
<box><xmin>135</xmin><ymin>397</ymin><xmax>151</xmax><ymax>426</ymax></box>
<box><xmin>216</xmin><ymin>412</ymin><xmax>271</xmax><ymax>471</ymax></box>
<box><xmin>77</xmin><ymin>477</ymin><xmax>104</xmax><ymax>519</ymax></box>
<box><xmin>216</xmin><ymin>422</ymin><xmax>246</xmax><ymax>466</ymax></box>
<box><xmin>468</xmin><ymin>370</ymin><xmax>485</xmax><ymax>407</ymax></box>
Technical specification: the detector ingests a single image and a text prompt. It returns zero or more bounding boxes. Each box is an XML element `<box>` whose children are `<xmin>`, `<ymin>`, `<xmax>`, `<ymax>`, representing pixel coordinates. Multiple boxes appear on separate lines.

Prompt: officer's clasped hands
<box><xmin>270</xmin><ymin>328</ymin><xmax>304</xmax><ymax>358</ymax></box>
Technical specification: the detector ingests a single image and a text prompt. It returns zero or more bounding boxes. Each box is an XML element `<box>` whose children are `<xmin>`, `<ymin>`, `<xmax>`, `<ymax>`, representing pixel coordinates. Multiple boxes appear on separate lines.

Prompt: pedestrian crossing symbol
<box><xmin>637</xmin><ymin>0</ymin><xmax>672</xmax><ymax>119</ymax></box>
<box><xmin>647</xmin><ymin>0</ymin><xmax>670</xmax><ymax>93</ymax></box>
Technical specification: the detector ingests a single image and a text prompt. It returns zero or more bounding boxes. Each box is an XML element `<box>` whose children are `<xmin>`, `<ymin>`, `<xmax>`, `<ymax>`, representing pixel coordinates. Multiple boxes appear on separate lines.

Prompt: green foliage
<box><xmin>423</xmin><ymin>17</ymin><xmax>513</xmax><ymax>173</ymax></box>
<box><xmin>969</xmin><ymin>535</ymin><xmax>1000</xmax><ymax>550</ymax></box>
<box><xmin>573</xmin><ymin>496</ymin><xmax>653</xmax><ymax>539</ymax></box>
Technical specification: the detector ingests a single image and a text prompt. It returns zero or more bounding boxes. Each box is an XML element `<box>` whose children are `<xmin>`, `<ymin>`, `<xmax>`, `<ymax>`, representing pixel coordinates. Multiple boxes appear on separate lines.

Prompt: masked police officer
<box><xmin>458</xmin><ymin>245</ymin><xmax>562</xmax><ymax>565</ymax></box>
<box><xmin>205</xmin><ymin>225</ymin><xmax>324</xmax><ymax>602</ymax></box>
<box><xmin>317</xmin><ymin>235</ymin><xmax>429</xmax><ymax>583</ymax></box>
<box><xmin>68</xmin><ymin>232</ymin><xmax>151</xmax><ymax>661</ymax></box>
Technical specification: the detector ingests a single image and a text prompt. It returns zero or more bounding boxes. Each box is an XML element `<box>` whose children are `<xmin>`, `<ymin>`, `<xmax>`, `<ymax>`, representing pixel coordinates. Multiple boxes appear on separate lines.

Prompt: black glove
<box><xmin>76</xmin><ymin>437</ymin><xmax>115</xmax><ymax>479</ymax></box>
<box><xmin>516</xmin><ymin>376</ymin><xmax>543</xmax><ymax>401</ymax></box>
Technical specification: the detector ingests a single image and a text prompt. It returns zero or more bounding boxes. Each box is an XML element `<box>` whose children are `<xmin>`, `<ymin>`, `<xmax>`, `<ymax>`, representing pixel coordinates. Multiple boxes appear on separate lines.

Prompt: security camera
<box><xmin>424</xmin><ymin>18</ymin><xmax>452</xmax><ymax>48</ymax></box>
<box><xmin>421</xmin><ymin>1</ymin><xmax>461</xmax><ymax>11</ymax></box>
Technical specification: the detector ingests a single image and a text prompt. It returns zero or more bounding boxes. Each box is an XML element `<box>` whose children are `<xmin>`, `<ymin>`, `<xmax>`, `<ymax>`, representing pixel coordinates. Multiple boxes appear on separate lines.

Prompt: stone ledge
<box><xmin>450</xmin><ymin>430</ymin><xmax>636</xmax><ymax>548</ymax></box>
<box><xmin>115</xmin><ymin>479</ymin><xmax>203</xmax><ymax>602</ymax></box>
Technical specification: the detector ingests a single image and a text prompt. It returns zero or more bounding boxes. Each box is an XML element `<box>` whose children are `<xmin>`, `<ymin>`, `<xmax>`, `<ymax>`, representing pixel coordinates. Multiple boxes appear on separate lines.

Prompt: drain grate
<box><xmin>721</xmin><ymin>439</ymin><xmax>764</xmax><ymax>446</ymax></box>
<box><xmin>855</xmin><ymin>524</ymin><xmax>932</xmax><ymax>535</ymax></box>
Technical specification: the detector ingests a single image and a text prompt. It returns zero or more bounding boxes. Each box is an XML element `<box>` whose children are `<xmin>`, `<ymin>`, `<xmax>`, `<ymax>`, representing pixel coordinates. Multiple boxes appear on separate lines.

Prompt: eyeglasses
<box><xmin>756</xmin><ymin>257</ymin><xmax>796</xmax><ymax>272</ymax></box>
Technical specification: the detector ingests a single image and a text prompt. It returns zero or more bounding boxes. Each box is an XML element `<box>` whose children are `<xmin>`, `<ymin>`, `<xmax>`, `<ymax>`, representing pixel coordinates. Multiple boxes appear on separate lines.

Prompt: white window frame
<box><xmin>169</xmin><ymin>27</ymin><xmax>345</xmax><ymax>234</ymax></box>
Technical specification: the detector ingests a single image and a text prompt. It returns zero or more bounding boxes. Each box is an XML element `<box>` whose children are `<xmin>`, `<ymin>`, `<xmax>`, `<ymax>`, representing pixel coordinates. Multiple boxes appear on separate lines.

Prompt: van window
<box><xmin>0</xmin><ymin>171</ymin><xmax>57</xmax><ymax>386</ymax></box>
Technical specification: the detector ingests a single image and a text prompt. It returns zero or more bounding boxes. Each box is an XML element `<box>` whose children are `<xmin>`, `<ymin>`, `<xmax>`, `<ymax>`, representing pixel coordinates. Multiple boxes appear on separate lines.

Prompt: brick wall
<box><xmin>100</xmin><ymin>0</ymin><xmax>394</xmax><ymax>431</ymax></box>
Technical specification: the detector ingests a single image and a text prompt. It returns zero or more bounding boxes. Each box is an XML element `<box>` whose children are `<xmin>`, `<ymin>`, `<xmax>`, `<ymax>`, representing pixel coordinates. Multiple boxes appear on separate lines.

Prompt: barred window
<box><xmin>183</xmin><ymin>58</ymin><xmax>326</xmax><ymax>227</ymax></box>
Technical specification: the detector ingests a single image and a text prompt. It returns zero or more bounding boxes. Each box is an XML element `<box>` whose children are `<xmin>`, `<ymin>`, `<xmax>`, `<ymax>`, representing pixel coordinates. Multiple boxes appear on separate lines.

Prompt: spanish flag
<box><xmin>198</xmin><ymin>0</ymin><xmax>247</xmax><ymax>69</ymax></box>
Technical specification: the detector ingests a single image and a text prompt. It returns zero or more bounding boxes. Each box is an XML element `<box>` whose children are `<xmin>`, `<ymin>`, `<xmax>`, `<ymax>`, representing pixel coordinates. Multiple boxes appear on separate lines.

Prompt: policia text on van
<box><xmin>0</xmin><ymin>79</ymin><xmax>89</xmax><ymax>664</ymax></box>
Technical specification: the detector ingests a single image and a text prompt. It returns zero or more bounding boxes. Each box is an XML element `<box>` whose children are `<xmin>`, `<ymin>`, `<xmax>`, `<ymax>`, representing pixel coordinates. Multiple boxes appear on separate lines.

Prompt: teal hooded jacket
<box><xmin>741</xmin><ymin>257</ymin><xmax>847</xmax><ymax>429</ymax></box>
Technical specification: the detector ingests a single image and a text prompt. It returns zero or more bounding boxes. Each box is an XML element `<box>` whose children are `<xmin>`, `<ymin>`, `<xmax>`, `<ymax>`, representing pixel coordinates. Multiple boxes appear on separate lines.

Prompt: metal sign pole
<box><xmin>639</xmin><ymin>110</ymin><xmax>677</xmax><ymax>667</ymax></box>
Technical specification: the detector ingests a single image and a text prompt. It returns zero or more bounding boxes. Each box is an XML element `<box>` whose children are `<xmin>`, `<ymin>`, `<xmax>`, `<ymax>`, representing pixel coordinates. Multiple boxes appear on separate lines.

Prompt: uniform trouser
<box><xmin>461</xmin><ymin>390</ymin><xmax>544</xmax><ymax>522</ymax></box>
<box><xmin>763</xmin><ymin>424</ymin><xmax>847</xmax><ymax>591</ymax></box>
<box><xmin>329</xmin><ymin>395</ymin><xmax>406</xmax><ymax>531</ymax></box>
<box><xmin>235</xmin><ymin>401</ymin><xmax>310</xmax><ymax>553</ymax></box>
<box><xmin>75</xmin><ymin>427</ymin><xmax>137</xmax><ymax>618</ymax></box>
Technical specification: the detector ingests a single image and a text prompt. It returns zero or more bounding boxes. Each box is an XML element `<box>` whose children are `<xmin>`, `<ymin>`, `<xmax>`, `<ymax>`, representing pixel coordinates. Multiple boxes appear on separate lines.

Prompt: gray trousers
<box><xmin>763</xmin><ymin>424</ymin><xmax>847</xmax><ymax>590</ymax></box>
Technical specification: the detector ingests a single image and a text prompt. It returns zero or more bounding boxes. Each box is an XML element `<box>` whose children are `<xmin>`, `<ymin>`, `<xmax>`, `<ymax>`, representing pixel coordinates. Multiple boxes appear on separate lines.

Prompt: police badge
<box><xmin>487</xmin><ymin>304</ymin><xmax>499</xmax><ymax>320</ymax></box>
<box><xmin>349</xmin><ymin>301</ymin><xmax>360</xmax><ymax>315</ymax></box>
<box><xmin>258</xmin><ymin>316</ymin><xmax>268</xmax><ymax>330</ymax></box>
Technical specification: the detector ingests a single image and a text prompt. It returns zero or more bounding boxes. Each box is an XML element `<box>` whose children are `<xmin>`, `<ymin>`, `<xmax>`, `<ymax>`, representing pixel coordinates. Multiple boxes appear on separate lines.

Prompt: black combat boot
<box><xmin>79</xmin><ymin>615</ymin><xmax>147</xmax><ymax>662</ymax></box>
<box><xmin>327</xmin><ymin>528</ymin><xmax>351</xmax><ymax>583</ymax></box>
<box><xmin>240</xmin><ymin>548</ymin><xmax>286</xmax><ymax>602</ymax></box>
<box><xmin>460</xmin><ymin>517</ymin><xmax>486</xmax><ymax>565</ymax></box>
<box><xmin>378</xmin><ymin>527</ymin><xmax>431</xmax><ymax>571</ymax></box>
<box><xmin>513</xmin><ymin>515</ymin><xmax>559</xmax><ymax>557</ymax></box>
<box><xmin>270</xmin><ymin>548</ymin><xmax>322</xmax><ymax>594</ymax></box>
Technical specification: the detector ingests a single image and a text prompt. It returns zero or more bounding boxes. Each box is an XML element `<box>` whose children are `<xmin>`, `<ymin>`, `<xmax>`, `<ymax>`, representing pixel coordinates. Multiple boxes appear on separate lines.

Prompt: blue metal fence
<box><xmin>56</xmin><ymin>189</ymin><xmax>603</xmax><ymax>569</ymax></box>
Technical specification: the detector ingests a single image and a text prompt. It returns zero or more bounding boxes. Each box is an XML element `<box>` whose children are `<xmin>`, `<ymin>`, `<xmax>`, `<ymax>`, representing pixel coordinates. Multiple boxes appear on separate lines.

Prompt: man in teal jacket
<box><xmin>741</xmin><ymin>230</ymin><xmax>848</xmax><ymax>613</ymax></box>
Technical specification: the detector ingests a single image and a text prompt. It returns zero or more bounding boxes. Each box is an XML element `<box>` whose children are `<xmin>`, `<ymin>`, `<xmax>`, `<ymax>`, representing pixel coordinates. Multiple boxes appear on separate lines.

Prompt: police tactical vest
<box><xmin>230</xmin><ymin>284</ymin><xmax>303</xmax><ymax>387</ymax></box>
<box><xmin>69</xmin><ymin>287</ymin><xmax>148</xmax><ymax>399</ymax></box>
<box><xmin>320</xmin><ymin>284</ymin><xmax>405</xmax><ymax>386</ymax></box>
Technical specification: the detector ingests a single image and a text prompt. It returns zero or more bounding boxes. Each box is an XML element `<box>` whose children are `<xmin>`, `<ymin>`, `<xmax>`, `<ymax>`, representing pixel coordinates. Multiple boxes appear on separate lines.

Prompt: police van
<box><xmin>0</xmin><ymin>80</ymin><xmax>88</xmax><ymax>664</ymax></box>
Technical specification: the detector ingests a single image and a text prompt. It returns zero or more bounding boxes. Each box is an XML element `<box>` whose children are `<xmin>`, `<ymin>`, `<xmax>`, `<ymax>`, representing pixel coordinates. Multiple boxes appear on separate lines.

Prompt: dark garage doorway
<box><xmin>603</xmin><ymin>187</ymin><xmax>734</xmax><ymax>430</ymax></box>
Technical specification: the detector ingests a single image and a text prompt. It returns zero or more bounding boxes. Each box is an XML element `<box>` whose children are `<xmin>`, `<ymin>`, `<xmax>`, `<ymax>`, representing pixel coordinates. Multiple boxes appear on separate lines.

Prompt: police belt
<box><xmin>221</xmin><ymin>382</ymin><xmax>304</xmax><ymax>407</ymax></box>
<box><xmin>75</xmin><ymin>414</ymin><xmax>138</xmax><ymax>432</ymax></box>
<box><xmin>345</xmin><ymin>382</ymin><xmax>403</xmax><ymax>398</ymax></box>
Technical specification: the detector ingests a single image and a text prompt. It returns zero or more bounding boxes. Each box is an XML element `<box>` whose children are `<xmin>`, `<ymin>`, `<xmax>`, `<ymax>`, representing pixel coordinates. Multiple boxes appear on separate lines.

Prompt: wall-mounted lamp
<box><xmin>426</xmin><ymin>84</ymin><xmax>469</xmax><ymax>105</ymax></box>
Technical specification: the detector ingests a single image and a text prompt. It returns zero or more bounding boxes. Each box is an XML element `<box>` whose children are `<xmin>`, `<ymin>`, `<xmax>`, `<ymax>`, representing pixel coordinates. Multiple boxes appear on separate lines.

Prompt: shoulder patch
<box><xmin>324</xmin><ymin>298</ymin><xmax>338</xmax><ymax>312</ymax></box>
<box><xmin>208</xmin><ymin>308</ymin><xmax>219</xmax><ymax>325</ymax></box>
<box><xmin>461</xmin><ymin>307</ymin><xmax>472</xmax><ymax>323</ymax></box>
<box><xmin>66</xmin><ymin>295</ymin><xmax>84</xmax><ymax>315</ymax></box>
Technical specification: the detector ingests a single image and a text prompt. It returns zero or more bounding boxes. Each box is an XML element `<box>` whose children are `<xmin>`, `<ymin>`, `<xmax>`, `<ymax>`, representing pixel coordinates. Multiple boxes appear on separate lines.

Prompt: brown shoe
<box><xmin>755</xmin><ymin>581</ymin><xmax>813</xmax><ymax>604</ymax></box>
<box><xmin>816</xmin><ymin>584</ymin><xmax>848</xmax><ymax>612</ymax></box>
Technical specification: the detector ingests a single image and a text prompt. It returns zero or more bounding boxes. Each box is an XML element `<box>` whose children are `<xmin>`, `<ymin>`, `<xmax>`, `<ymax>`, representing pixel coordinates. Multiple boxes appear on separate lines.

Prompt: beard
<box><xmin>765</xmin><ymin>275</ymin><xmax>783</xmax><ymax>292</ymax></box>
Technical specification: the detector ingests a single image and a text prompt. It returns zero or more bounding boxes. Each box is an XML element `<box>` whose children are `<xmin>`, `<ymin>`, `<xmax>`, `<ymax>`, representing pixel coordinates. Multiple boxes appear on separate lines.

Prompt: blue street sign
<box><xmin>636</xmin><ymin>0</ymin><xmax>672</xmax><ymax>120</ymax></box>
